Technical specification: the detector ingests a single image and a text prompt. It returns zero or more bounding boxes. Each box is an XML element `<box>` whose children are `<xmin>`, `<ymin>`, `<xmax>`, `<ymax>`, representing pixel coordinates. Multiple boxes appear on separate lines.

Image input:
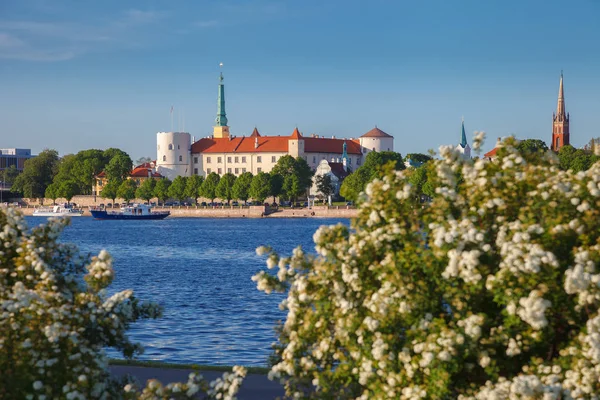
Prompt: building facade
<box><xmin>551</xmin><ymin>72</ymin><xmax>570</xmax><ymax>151</ymax></box>
<box><xmin>155</xmin><ymin>72</ymin><xmax>395</xmax><ymax>179</ymax></box>
<box><xmin>0</xmin><ymin>148</ymin><xmax>33</xmax><ymax>173</ymax></box>
<box><xmin>94</xmin><ymin>163</ymin><xmax>164</xmax><ymax>196</ymax></box>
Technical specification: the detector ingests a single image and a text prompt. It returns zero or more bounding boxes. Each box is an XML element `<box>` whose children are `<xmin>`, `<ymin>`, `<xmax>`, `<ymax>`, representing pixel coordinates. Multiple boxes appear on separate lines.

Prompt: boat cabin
<box><xmin>120</xmin><ymin>203</ymin><xmax>154</xmax><ymax>216</ymax></box>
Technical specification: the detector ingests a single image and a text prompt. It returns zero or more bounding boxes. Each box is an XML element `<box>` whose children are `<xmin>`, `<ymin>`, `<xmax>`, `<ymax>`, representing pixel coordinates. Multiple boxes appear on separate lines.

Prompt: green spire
<box><xmin>215</xmin><ymin>72</ymin><xmax>228</xmax><ymax>127</ymax></box>
<box><xmin>460</xmin><ymin>117</ymin><xmax>467</xmax><ymax>148</ymax></box>
<box><xmin>342</xmin><ymin>141</ymin><xmax>348</xmax><ymax>161</ymax></box>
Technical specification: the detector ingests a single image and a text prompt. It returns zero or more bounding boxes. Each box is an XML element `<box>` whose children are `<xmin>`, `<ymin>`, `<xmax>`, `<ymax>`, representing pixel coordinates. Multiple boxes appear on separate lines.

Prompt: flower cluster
<box><xmin>0</xmin><ymin>210</ymin><xmax>244</xmax><ymax>399</ymax></box>
<box><xmin>253</xmin><ymin>136</ymin><xmax>600</xmax><ymax>399</ymax></box>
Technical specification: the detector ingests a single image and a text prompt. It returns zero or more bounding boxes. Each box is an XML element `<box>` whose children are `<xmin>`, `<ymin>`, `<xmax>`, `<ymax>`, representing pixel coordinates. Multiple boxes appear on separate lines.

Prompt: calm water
<box><xmin>26</xmin><ymin>216</ymin><xmax>348</xmax><ymax>366</ymax></box>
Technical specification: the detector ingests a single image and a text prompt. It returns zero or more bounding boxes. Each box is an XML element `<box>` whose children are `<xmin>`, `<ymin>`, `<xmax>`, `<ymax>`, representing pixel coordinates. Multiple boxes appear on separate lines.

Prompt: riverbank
<box><xmin>13</xmin><ymin>205</ymin><xmax>358</xmax><ymax>219</ymax></box>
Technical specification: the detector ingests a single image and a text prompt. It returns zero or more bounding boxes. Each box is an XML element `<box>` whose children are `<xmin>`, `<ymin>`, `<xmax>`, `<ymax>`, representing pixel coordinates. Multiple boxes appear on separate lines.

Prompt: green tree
<box><xmin>250</xmin><ymin>172</ymin><xmax>271</xmax><ymax>203</ymax></box>
<box><xmin>339</xmin><ymin>167</ymin><xmax>370</xmax><ymax>203</ymax></box>
<box><xmin>271</xmin><ymin>156</ymin><xmax>313</xmax><ymax>201</ymax></box>
<box><xmin>254</xmin><ymin>139</ymin><xmax>600</xmax><ymax>399</ymax></box>
<box><xmin>232</xmin><ymin>172</ymin><xmax>253</xmax><ymax>204</ymax></box>
<box><xmin>0</xmin><ymin>209</ymin><xmax>246</xmax><ymax>399</ymax></box>
<box><xmin>200</xmin><ymin>173</ymin><xmax>220</xmax><ymax>203</ymax></box>
<box><xmin>99</xmin><ymin>180</ymin><xmax>119</xmax><ymax>205</ymax></box>
<box><xmin>315</xmin><ymin>174</ymin><xmax>334</xmax><ymax>201</ymax></box>
<box><xmin>269</xmin><ymin>173</ymin><xmax>284</xmax><ymax>203</ymax></box>
<box><xmin>0</xmin><ymin>165</ymin><xmax>20</xmax><ymax>186</ymax></box>
<box><xmin>44</xmin><ymin>183</ymin><xmax>59</xmax><ymax>205</ymax></box>
<box><xmin>167</xmin><ymin>176</ymin><xmax>187</xmax><ymax>203</ymax></box>
<box><xmin>135</xmin><ymin>179</ymin><xmax>156</xmax><ymax>203</ymax></box>
<box><xmin>116</xmin><ymin>179</ymin><xmax>137</xmax><ymax>204</ymax></box>
<box><xmin>12</xmin><ymin>149</ymin><xmax>59</xmax><ymax>201</ymax></box>
<box><xmin>215</xmin><ymin>173</ymin><xmax>236</xmax><ymax>205</ymax></box>
<box><xmin>185</xmin><ymin>175</ymin><xmax>204</xmax><ymax>205</ymax></box>
<box><xmin>57</xmin><ymin>180</ymin><xmax>79</xmax><ymax>203</ymax></box>
<box><xmin>558</xmin><ymin>144</ymin><xmax>577</xmax><ymax>170</ymax></box>
<box><xmin>153</xmin><ymin>178</ymin><xmax>171</xmax><ymax>204</ymax></box>
<box><xmin>516</xmin><ymin>138</ymin><xmax>549</xmax><ymax>162</ymax></box>
<box><xmin>104</xmin><ymin>153</ymin><xmax>133</xmax><ymax>182</ymax></box>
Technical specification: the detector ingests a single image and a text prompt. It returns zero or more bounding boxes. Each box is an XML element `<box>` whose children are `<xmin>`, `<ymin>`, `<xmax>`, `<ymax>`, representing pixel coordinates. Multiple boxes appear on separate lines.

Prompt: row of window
<box><xmin>203</xmin><ymin>167</ymin><xmax>261</xmax><ymax>175</ymax></box>
<box><xmin>157</xmin><ymin>144</ymin><xmax>181</xmax><ymax>150</ymax></box>
<box><xmin>162</xmin><ymin>155</ymin><xmax>184</xmax><ymax>162</ymax></box>
<box><xmin>200</xmin><ymin>155</ymin><xmax>277</xmax><ymax>164</ymax></box>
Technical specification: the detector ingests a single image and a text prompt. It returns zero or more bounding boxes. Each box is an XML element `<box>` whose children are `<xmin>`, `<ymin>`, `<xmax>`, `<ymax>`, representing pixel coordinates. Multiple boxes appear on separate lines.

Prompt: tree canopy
<box><xmin>215</xmin><ymin>173</ymin><xmax>236</xmax><ymax>204</ymax></box>
<box><xmin>232</xmin><ymin>172</ymin><xmax>253</xmax><ymax>203</ymax></box>
<box><xmin>135</xmin><ymin>178</ymin><xmax>156</xmax><ymax>203</ymax></box>
<box><xmin>153</xmin><ymin>178</ymin><xmax>171</xmax><ymax>203</ymax></box>
<box><xmin>558</xmin><ymin>144</ymin><xmax>600</xmax><ymax>173</ymax></box>
<box><xmin>99</xmin><ymin>180</ymin><xmax>119</xmax><ymax>204</ymax></box>
<box><xmin>104</xmin><ymin>153</ymin><xmax>133</xmax><ymax>183</ymax></box>
<box><xmin>167</xmin><ymin>176</ymin><xmax>188</xmax><ymax>203</ymax></box>
<box><xmin>254</xmin><ymin>138</ymin><xmax>600</xmax><ymax>399</ymax></box>
<box><xmin>116</xmin><ymin>179</ymin><xmax>138</xmax><ymax>203</ymax></box>
<box><xmin>200</xmin><ymin>173</ymin><xmax>220</xmax><ymax>203</ymax></box>
<box><xmin>185</xmin><ymin>175</ymin><xmax>204</xmax><ymax>205</ymax></box>
<box><xmin>315</xmin><ymin>174</ymin><xmax>335</xmax><ymax>201</ymax></box>
<box><xmin>249</xmin><ymin>172</ymin><xmax>271</xmax><ymax>203</ymax></box>
<box><xmin>12</xmin><ymin>149</ymin><xmax>59</xmax><ymax>201</ymax></box>
<box><xmin>271</xmin><ymin>156</ymin><xmax>313</xmax><ymax>201</ymax></box>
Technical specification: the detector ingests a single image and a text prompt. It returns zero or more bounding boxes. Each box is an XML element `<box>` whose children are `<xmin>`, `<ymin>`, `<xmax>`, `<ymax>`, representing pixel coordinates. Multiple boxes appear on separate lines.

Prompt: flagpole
<box><xmin>170</xmin><ymin>106</ymin><xmax>174</xmax><ymax>132</ymax></box>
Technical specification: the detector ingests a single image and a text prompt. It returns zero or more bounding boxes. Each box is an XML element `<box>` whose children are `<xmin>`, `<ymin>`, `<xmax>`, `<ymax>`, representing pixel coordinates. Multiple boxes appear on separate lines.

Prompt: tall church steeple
<box><xmin>551</xmin><ymin>72</ymin><xmax>570</xmax><ymax>151</ymax></box>
<box><xmin>213</xmin><ymin>65</ymin><xmax>230</xmax><ymax>139</ymax></box>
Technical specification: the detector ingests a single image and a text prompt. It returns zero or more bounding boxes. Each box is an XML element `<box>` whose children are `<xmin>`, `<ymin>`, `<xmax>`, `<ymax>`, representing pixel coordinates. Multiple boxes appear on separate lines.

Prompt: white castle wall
<box><xmin>359</xmin><ymin>137</ymin><xmax>394</xmax><ymax>153</ymax></box>
<box><xmin>156</xmin><ymin>132</ymin><xmax>191</xmax><ymax>180</ymax></box>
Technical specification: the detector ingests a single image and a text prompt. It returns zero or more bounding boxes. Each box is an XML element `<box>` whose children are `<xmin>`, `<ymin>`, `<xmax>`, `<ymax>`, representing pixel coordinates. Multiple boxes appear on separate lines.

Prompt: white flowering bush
<box><xmin>253</xmin><ymin>136</ymin><xmax>600</xmax><ymax>399</ymax></box>
<box><xmin>0</xmin><ymin>209</ymin><xmax>245</xmax><ymax>399</ymax></box>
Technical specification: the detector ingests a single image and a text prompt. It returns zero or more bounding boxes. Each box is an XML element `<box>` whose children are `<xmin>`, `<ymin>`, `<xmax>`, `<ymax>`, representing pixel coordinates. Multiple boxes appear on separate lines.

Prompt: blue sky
<box><xmin>1</xmin><ymin>0</ymin><xmax>599</xmax><ymax>161</ymax></box>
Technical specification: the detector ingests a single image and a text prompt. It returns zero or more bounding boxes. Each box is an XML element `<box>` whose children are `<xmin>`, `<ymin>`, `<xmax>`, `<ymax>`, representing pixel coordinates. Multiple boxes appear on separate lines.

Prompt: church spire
<box><xmin>460</xmin><ymin>117</ymin><xmax>468</xmax><ymax>148</ymax></box>
<box><xmin>556</xmin><ymin>71</ymin><xmax>565</xmax><ymax>119</ymax></box>
<box><xmin>215</xmin><ymin>72</ymin><xmax>228</xmax><ymax>127</ymax></box>
<box><xmin>213</xmin><ymin>64</ymin><xmax>230</xmax><ymax>139</ymax></box>
<box><xmin>551</xmin><ymin>71</ymin><xmax>570</xmax><ymax>151</ymax></box>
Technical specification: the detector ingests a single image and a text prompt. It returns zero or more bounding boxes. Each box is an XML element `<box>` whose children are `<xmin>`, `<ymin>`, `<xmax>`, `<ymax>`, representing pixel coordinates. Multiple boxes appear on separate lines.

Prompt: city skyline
<box><xmin>1</xmin><ymin>0</ymin><xmax>600</xmax><ymax>161</ymax></box>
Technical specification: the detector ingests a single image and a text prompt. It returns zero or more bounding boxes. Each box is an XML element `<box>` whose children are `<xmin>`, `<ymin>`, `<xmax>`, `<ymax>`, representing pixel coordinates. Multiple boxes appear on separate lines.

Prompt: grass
<box><xmin>108</xmin><ymin>358</ymin><xmax>269</xmax><ymax>375</ymax></box>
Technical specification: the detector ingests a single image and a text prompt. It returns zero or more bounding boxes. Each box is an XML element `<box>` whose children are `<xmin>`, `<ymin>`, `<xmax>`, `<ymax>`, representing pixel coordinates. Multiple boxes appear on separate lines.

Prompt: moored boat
<box><xmin>33</xmin><ymin>204</ymin><xmax>84</xmax><ymax>217</ymax></box>
<box><xmin>90</xmin><ymin>203</ymin><xmax>169</xmax><ymax>220</ymax></box>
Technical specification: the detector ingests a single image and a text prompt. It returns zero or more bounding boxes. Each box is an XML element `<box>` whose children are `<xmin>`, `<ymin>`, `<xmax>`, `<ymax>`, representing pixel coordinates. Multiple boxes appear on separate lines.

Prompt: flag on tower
<box><xmin>170</xmin><ymin>105</ymin><xmax>174</xmax><ymax>115</ymax></box>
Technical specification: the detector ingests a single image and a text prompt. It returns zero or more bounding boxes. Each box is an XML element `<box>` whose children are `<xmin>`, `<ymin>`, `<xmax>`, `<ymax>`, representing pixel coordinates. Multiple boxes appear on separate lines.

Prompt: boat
<box><xmin>32</xmin><ymin>204</ymin><xmax>84</xmax><ymax>217</ymax></box>
<box><xmin>90</xmin><ymin>203</ymin><xmax>170</xmax><ymax>220</ymax></box>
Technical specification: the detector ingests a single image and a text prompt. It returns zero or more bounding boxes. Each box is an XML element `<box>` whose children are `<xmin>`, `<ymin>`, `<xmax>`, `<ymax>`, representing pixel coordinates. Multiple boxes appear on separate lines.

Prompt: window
<box><xmin>234</xmin><ymin>168</ymin><xmax>239</xmax><ymax>174</ymax></box>
<box><xmin>227</xmin><ymin>168</ymin><xmax>232</xmax><ymax>173</ymax></box>
<box><xmin>242</xmin><ymin>168</ymin><xmax>246</xmax><ymax>173</ymax></box>
<box><xmin>235</xmin><ymin>156</ymin><xmax>239</xmax><ymax>163</ymax></box>
<box><xmin>163</xmin><ymin>155</ymin><xmax>166</xmax><ymax>161</ymax></box>
<box><xmin>98</xmin><ymin>180</ymin><xmax>103</xmax><ymax>186</ymax></box>
<box><xmin>218</xmin><ymin>168</ymin><xmax>222</xmax><ymax>175</ymax></box>
<box><xmin>207</xmin><ymin>157</ymin><xmax>211</xmax><ymax>163</ymax></box>
<box><xmin>136</xmin><ymin>179</ymin><xmax>141</xmax><ymax>184</ymax></box>
<box><xmin>194</xmin><ymin>168</ymin><xmax>198</xmax><ymax>175</ymax></box>
<box><xmin>207</xmin><ymin>168</ymin><xmax>212</xmax><ymax>174</ymax></box>
<box><xmin>556</xmin><ymin>137</ymin><xmax>560</xmax><ymax>149</ymax></box>
<box><xmin>227</xmin><ymin>156</ymin><xmax>232</xmax><ymax>163</ymax></box>
<box><xmin>257</xmin><ymin>156</ymin><xmax>262</xmax><ymax>163</ymax></box>
<box><xmin>217</xmin><ymin>157</ymin><xmax>222</xmax><ymax>163</ymax></box>
<box><xmin>179</xmin><ymin>155</ymin><xmax>183</xmax><ymax>162</ymax></box>
<box><xmin>357</xmin><ymin>157</ymin><xmax>361</xmax><ymax>166</ymax></box>
<box><xmin>257</xmin><ymin>167</ymin><xmax>262</xmax><ymax>173</ymax></box>
<box><xmin>178</xmin><ymin>145</ymin><xmax>180</xmax><ymax>149</ymax></box>
<box><xmin>168</xmin><ymin>144</ymin><xmax>173</xmax><ymax>150</ymax></box>
<box><xmin>348</xmin><ymin>157</ymin><xmax>352</xmax><ymax>165</ymax></box>
<box><xmin>313</xmin><ymin>156</ymin><xmax>316</xmax><ymax>163</ymax></box>
<box><xmin>272</xmin><ymin>156</ymin><xmax>276</xmax><ymax>162</ymax></box>
<box><xmin>241</xmin><ymin>156</ymin><xmax>246</xmax><ymax>163</ymax></box>
<box><xmin>194</xmin><ymin>157</ymin><xmax>198</xmax><ymax>164</ymax></box>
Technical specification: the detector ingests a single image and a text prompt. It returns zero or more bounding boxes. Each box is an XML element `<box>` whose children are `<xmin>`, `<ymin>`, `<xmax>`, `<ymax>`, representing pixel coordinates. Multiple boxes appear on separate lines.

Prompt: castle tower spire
<box><xmin>551</xmin><ymin>71</ymin><xmax>570</xmax><ymax>151</ymax></box>
<box><xmin>460</xmin><ymin>116</ymin><xmax>468</xmax><ymax>148</ymax></box>
<box><xmin>213</xmin><ymin>64</ymin><xmax>230</xmax><ymax>139</ymax></box>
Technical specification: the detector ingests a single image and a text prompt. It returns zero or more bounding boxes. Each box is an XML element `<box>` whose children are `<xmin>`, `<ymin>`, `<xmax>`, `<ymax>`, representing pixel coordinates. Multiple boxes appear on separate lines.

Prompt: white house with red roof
<box><xmin>155</xmin><ymin>72</ymin><xmax>395</xmax><ymax>180</ymax></box>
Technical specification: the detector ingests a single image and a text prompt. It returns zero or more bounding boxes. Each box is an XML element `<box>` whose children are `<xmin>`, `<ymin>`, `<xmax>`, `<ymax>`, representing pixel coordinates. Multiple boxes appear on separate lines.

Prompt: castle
<box><xmin>155</xmin><ymin>72</ymin><xmax>394</xmax><ymax>180</ymax></box>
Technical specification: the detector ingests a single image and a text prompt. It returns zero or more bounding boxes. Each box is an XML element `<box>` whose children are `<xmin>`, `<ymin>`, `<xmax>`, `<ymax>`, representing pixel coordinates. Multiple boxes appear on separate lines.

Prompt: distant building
<box><xmin>0</xmin><ymin>148</ymin><xmax>34</xmax><ymax>173</ymax></box>
<box><xmin>551</xmin><ymin>72</ymin><xmax>570</xmax><ymax>151</ymax></box>
<box><xmin>94</xmin><ymin>162</ymin><xmax>163</xmax><ymax>196</ymax></box>
<box><xmin>310</xmin><ymin>143</ymin><xmax>351</xmax><ymax>198</ymax></box>
<box><xmin>155</xmin><ymin>72</ymin><xmax>395</xmax><ymax>180</ymax></box>
<box><xmin>456</xmin><ymin>118</ymin><xmax>471</xmax><ymax>159</ymax></box>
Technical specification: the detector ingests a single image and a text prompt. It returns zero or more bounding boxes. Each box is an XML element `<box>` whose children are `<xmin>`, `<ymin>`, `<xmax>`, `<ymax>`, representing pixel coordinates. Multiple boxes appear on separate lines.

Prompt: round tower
<box><xmin>359</xmin><ymin>127</ymin><xmax>394</xmax><ymax>155</ymax></box>
<box><xmin>156</xmin><ymin>131</ymin><xmax>191</xmax><ymax>180</ymax></box>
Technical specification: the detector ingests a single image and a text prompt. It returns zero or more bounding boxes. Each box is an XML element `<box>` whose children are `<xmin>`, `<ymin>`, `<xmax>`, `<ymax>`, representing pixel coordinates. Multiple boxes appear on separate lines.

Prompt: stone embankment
<box><xmin>10</xmin><ymin>204</ymin><xmax>358</xmax><ymax>219</ymax></box>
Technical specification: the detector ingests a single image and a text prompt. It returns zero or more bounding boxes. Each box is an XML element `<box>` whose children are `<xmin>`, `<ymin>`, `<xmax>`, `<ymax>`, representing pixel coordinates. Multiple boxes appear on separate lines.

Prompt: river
<box><xmin>26</xmin><ymin>216</ymin><xmax>349</xmax><ymax>366</ymax></box>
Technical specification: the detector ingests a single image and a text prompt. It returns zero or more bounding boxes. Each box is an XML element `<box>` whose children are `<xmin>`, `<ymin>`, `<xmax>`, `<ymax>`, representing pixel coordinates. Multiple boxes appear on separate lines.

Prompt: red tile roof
<box><xmin>304</xmin><ymin>138</ymin><xmax>362</xmax><ymax>155</ymax></box>
<box><xmin>191</xmin><ymin>131</ymin><xmax>363</xmax><ymax>155</ymax></box>
<box><xmin>130</xmin><ymin>166</ymin><xmax>163</xmax><ymax>178</ymax></box>
<box><xmin>484</xmin><ymin>148</ymin><xmax>498</xmax><ymax>158</ymax></box>
<box><xmin>329</xmin><ymin>162</ymin><xmax>350</xmax><ymax>179</ymax></box>
<box><xmin>361</xmin><ymin>127</ymin><xmax>393</xmax><ymax>138</ymax></box>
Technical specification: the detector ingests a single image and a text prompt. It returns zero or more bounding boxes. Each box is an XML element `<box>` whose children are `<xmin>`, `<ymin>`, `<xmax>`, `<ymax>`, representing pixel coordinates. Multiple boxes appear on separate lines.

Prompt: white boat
<box><xmin>33</xmin><ymin>204</ymin><xmax>84</xmax><ymax>217</ymax></box>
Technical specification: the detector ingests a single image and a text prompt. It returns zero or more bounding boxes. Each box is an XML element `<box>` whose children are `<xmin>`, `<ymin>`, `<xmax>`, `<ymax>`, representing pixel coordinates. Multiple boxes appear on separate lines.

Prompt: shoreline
<box><xmin>11</xmin><ymin>206</ymin><xmax>358</xmax><ymax>219</ymax></box>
